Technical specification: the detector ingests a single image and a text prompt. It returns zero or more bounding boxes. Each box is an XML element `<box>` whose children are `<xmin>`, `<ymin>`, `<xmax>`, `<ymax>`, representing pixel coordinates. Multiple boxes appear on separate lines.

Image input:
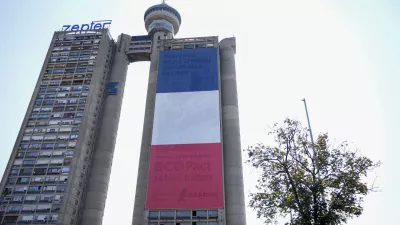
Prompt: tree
<box><xmin>245</xmin><ymin>119</ymin><xmax>380</xmax><ymax>225</ymax></box>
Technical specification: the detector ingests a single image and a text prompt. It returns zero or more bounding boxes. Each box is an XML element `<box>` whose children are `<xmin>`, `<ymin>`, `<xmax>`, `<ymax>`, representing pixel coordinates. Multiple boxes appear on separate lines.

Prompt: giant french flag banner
<box><xmin>146</xmin><ymin>48</ymin><xmax>224</xmax><ymax>209</ymax></box>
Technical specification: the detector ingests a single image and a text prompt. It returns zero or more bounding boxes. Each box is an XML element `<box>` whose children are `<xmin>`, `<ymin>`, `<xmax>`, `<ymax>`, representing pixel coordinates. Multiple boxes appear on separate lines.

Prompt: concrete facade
<box><xmin>0</xmin><ymin>29</ymin><xmax>115</xmax><ymax>225</ymax></box>
<box><xmin>220</xmin><ymin>38</ymin><xmax>247</xmax><ymax>225</ymax></box>
<box><xmin>80</xmin><ymin>33</ymin><xmax>130</xmax><ymax>225</ymax></box>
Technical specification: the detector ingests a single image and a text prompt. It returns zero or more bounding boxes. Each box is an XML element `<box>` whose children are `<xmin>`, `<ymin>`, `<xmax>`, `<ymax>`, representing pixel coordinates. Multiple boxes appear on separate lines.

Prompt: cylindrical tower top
<box><xmin>144</xmin><ymin>3</ymin><xmax>181</xmax><ymax>36</ymax></box>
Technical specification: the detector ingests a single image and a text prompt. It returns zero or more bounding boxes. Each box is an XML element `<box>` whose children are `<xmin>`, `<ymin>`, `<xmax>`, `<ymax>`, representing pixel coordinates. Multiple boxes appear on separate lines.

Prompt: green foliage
<box><xmin>245</xmin><ymin>119</ymin><xmax>380</xmax><ymax>225</ymax></box>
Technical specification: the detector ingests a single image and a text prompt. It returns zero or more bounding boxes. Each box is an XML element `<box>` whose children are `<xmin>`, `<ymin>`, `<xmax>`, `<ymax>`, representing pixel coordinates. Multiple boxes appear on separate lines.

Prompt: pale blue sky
<box><xmin>0</xmin><ymin>0</ymin><xmax>399</xmax><ymax>224</ymax></box>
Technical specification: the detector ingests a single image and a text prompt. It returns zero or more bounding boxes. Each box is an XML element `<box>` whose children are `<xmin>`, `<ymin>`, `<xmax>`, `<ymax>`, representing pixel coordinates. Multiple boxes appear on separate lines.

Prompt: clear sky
<box><xmin>0</xmin><ymin>0</ymin><xmax>399</xmax><ymax>224</ymax></box>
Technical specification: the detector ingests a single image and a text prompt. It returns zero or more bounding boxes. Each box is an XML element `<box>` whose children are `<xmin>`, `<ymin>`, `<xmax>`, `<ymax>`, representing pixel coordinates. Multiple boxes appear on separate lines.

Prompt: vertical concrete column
<box><xmin>80</xmin><ymin>34</ymin><xmax>130</xmax><ymax>225</ymax></box>
<box><xmin>131</xmin><ymin>32</ymin><xmax>165</xmax><ymax>225</ymax></box>
<box><xmin>219</xmin><ymin>38</ymin><xmax>247</xmax><ymax>225</ymax></box>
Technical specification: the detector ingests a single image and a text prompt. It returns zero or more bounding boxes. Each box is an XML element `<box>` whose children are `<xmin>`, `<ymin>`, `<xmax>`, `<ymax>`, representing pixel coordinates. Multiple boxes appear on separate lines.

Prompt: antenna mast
<box><xmin>302</xmin><ymin>98</ymin><xmax>315</xmax><ymax>145</ymax></box>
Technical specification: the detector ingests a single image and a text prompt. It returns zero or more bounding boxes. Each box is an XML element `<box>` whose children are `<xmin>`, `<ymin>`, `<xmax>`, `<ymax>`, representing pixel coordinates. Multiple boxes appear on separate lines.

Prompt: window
<box><xmin>39</xmin><ymin>151</ymin><xmax>52</xmax><ymax>157</ymax></box>
<box><xmin>28</xmin><ymin>186</ymin><xmax>42</xmax><ymax>193</ymax></box>
<box><xmin>33</xmin><ymin>128</ymin><xmax>46</xmax><ymax>133</ymax></box>
<box><xmin>148</xmin><ymin>211</ymin><xmax>159</xmax><ymax>218</ymax></box>
<box><xmin>59</xmin><ymin>176</ymin><xmax>68</xmax><ymax>183</ymax></box>
<box><xmin>57</xmin><ymin>135</ymin><xmax>69</xmax><ymax>140</ymax></box>
<box><xmin>45</xmin><ymin>94</ymin><xmax>56</xmax><ymax>98</ymax></box>
<box><xmin>63</xmin><ymin>159</ymin><xmax>72</xmax><ymax>165</ymax></box>
<box><xmin>22</xmin><ymin>136</ymin><xmax>31</xmax><ymax>142</ymax></box>
<box><xmin>31</xmin><ymin>135</ymin><xmax>44</xmax><ymax>141</ymax></box>
<box><xmin>30</xmin><ymin>114</ymin><xmax>39</xmax><ymax>119</ymax></box>
<box><xmin>43</xmin><ymin>100</ymin><xmax>55</xmax><ymax>105</ymax></box>
<box><xmin>65</xmin><ymin>106</ymin><xmax>77</xmax><ymax>111</ymax></box>
<box><xmin>11</xmin><ymin>169</ymin><xmax>19</xmax><ymax>175</ymax></box>
<box><xmin>33</xmin><ymin>168</ymin><xmax>47</xmax><ymax>175</ymax></box>
<box><xmin>48</xmin><ymin>168</ymin><xmax>61</xmax><ymax>174</ymax></box>
<box><xmin>57</xmin><ymin>93</ymin><xmax>68</xmax><ymax>98</ymax></box>
<box><xmin>68</xmin><ymin>99</ymin><xmax>78</xmax><ymax>104</ymax></box>
<box><xmin>72</xmin><ymin>127</ymin><xmax>80</xmax><ymax>132</ymax></box>
<box><xmin>36</xmin><ymin>121</ymin><xmax>49</xmax><ymax>126</ymax></box>
<box><xmin>69</xmin><ymin>92</ymin><xmax>80</xmax><ymax>97</ymax></box>
<box><xmin>208</xmin><ymin>210</ymin><xmax>218</xmax><ymax>218</ymax></box>
<box><xmin>25</xmin><ymin>195</ymin><xmax>38</xmax><ymax>202</ymax></box>
<box><xmin>13</xmin><ymin>159</ymin><xmax>23</xmax><ymax>165</ymax></box>
<box><xmin>76</xmin><ymin>68</ymin><xmax>86</xmax><ymax>73</ymax></box>
<box><xmin>50</xmin><ymin>214</ymin><xmax>59</xmax><ymax>220</ymax></box>
<box><xmin>43</xmin><ymin>186</ymin><xmax>57</xmax><ymax>192</ymax></box>
<box><xmin>59</xmin><ymin>127</ymin><xmax>72</xmax><ymax>132</ymax></box>
<box><xmin>50</xmin><ymin>159</ymin><xmax>63</xmax><ymax>165</ymax></box>
<box><xmin>8</xmin><ymin>177</ymin><xmax>17</xmax><ymax>184</ymax></box>
<box><xmin>52</xmin><ymin>151</ymin><xmax>64</xmax><ymax>157</ymax></box>
<box><xmin>56</xmin><ymin>186</ymin><xmax>65</xmax><ymax>192</ymax></box>
<box><xmin>160</xmin><ymin>211</ymin><xmax>175</xmax><ymax>218</ymax></box>
<box><xmin>31</xmin><ymin>177</ymin><xmax>44</xmax><ymax>183</ymax></box>
<box><xmin>61</xmin><ymin>167</ymin><xmax>70</xmax><ymax>174</ymax></box>
<box><xmin>29</xmin><ymin>143</ymin><xmax>41</xmax><ymax>149</ymax></box>
<box><xmin>78</xmin><ymin>105</ymin><xmax>85</xmax><ymax>111</ymax></box>
<box><xmin>64</xmin><ymin>74</ymin><xmax>74</xmax><ymax>79</ymax></box>
<box><xmin>61</xmin><ymin>80</ymin><xmax>72</xmax><ymax>85</ymax></box>
<box><xmin>61</xmin><ymin>120</ymin><xmax>73</xmax><ymax>125</ymax></box>
<box><xmin>56</xmin><ymin>100</ymin><xmax>67</xmax><ymax>105</ymax></box>
<box><xmin>8</xmin><ymin>206</ymin><xmax>22</xmax><ymax>213</ymax></box>
<box><xmin>44</xmin><ymin>135</ymin><xmax>56</xmax><ymax>141</ymax></box>
<box><xmin>36</xmin><ymin>159</ymin><xmax>50</xmax><ymax>165</ymax></box>
<box><xmin>68</xmin><ymin>142</ymin><xmax>76</xmax><ymax>148</ymax></box>
<box><xmin>55</xmin><ymin>143</ymin><xmax>67</xmax><ymax>148</ymax></box>
<box><xmin>20</xmin><ymin>143</ymin><xmax>29</xmax><ymax>149</ymax></box>
<box><xmin>25</xmin><ymin>129</ymin><xmax>33</xmax><ymax>133</ymax></box>
<box><xmin>17</xmin><ymin>152</ymin><xmax>25</xmax><ymax>158</ymax></box>
<box><xmin>42</xmin><ymin>143</ymin><xmax>55</xmax><ymax>149</ymax></box>
<box><xmin>59</xmin><ymin>86</ymin><xmax>71</xmax><ymax>91</ymax></box>
<box><xmin>45</xmin><ymin>176</ymin><xmax>58</xmax><ymax>183</ymax></box>
<box><xmin>70</xmin><ymin>134</ymin><xmax>78</xmax><ymax>140</ymax></box>
<box><xmin>23</xmin><ymin>160</ymin><xmax>36</xmax><ymax>166</ymax></box>
<box><xmin>17</xmin><ymin>177</ymin><xmax>30</xmax><ymax>184</ymax></box>
<box><xmin>193</xmin><ymin>210</ymin><xmax>207</xmax><ymax>217</ymax></box>
<box><xmin>51</xmin><ymin>113</ymin><xmax>63</xmax><ymax>118</ymax></box>
<box><xmin>26</xmin><ymin>152</ymin><xmax>39</xmax><ymax>158</ymax></box>
<box><xmin>41</xmin><ymin>107</ymin><xmax>52</xmax><ymax>112</ymax></box>
<box><xmin>47</xmin><ymin>87</ymin><xmax>59</xmax><ymax>92</ymax></box>
<box><xmin>71</xmin><ymin>86</ymin><xmax>82</xmax><ymax>91</ymax></box>
<box><xmin>14</xmin><ymin>186</ymin><xmax>28</xmax><ymax>193</ymax></box>
<box><xmin>46</xmin><ymin>127</ymin><xmax>59</xmax><ymax>132</ymax></box>
<box><xmin>21</xmin><ymin>205</ymin><xmax>36</xmax><ymax>213</ymax></box>
<box><xmin>36</xmin><ymin>215</ymin><xmax>50</xmax><ymax>221</ymax></box>
<box><xmin>53</xmin><ymin>106</ymin><xmax>64</xmax><ymax>112</ymax></box>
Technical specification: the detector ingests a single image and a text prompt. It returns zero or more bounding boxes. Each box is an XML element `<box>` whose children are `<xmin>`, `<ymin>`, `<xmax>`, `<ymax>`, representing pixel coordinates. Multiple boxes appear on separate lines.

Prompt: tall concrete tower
<box><xmin>130</xmin><ymin>3</ymin><xmax>247</xmax><ymax>225</ymax></box>
<box><xmin>0</xmin><ymin>2</ymin><xmax>246</xmax><ymax>225</ymax></box>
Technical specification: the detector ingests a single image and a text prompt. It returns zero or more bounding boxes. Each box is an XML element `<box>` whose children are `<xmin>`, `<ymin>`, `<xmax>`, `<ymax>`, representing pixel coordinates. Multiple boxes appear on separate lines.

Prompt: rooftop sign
<box><xmin>61</xmin><ymin>20</ymin><xmax>112</xmax><ymax>31</ymax></box>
